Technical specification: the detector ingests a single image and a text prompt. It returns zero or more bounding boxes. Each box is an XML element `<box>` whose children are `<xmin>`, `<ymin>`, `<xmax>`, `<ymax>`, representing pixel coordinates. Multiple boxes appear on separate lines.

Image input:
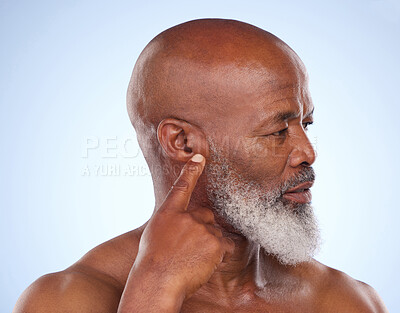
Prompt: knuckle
<box><xmin>186</xmin><ymin>163</ymin><xmax>201</xmax><ymax>175</ymax></box>
<box><xmin>180</xmin><ymin>213</ymin><xmax>194</xmax><ymax>226</ymax></box>
<box><xmin>193</xmin><ymin>221</ymin><xmax>207</xmax><ymax>233</ymax></box>
<box><xmin>207</xmin><ymin>212</ymin><xmax>216</xmax><ymax>222</ymax></box>
<box><xmin>215</xmin><ymin>228</ymin><xmax>223</xmax><ymax>237</ymax></box>
<box><xmin>208</xmin><ymin>237</ymin><xmax>222</xmax><ymax>253</ymax></box>
<box><xmin>200</xmin><ymin>207</ymin><xmax>214</xmax><ymax>216</ymax></box>
<box><xmin>172</xmin><ymin>178</ymin><xmax>190</xmax><ymax>192</ymax></box>
<box><xmin>197</xmin><ymin>207</ymin><xmax>215</xmax><ymax>222</ymax></box>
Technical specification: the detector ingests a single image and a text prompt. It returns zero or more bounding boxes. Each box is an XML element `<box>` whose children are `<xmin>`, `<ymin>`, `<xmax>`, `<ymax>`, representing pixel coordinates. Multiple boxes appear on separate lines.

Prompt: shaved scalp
<box><xmin>126</xmin><ymin>18</ymin><xmax>303</xmax><ymax>168</ymax></box>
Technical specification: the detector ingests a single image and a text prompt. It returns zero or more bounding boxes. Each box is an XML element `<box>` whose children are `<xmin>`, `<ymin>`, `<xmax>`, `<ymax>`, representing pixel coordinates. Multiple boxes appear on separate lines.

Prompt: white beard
<box><xmin>205</xmin><ymin>142</ymin><xmax>321</xmax><ymax>266</ymax></box>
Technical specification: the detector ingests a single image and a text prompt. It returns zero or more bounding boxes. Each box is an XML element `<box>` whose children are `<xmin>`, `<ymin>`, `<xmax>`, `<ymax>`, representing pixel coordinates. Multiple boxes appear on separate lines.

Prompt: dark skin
<box><xmin>14</xmin><ymin>19</ymin><xmax>388</xmax><ymax>313</ymax></box>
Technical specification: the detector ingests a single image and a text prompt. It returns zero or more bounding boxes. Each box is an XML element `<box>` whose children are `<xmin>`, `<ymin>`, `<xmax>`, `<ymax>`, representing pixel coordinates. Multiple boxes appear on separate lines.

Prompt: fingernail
<box><xmin>191</xmin><ymin>154</ymin><xmax>204</xmax><ymax>163</ymax></box>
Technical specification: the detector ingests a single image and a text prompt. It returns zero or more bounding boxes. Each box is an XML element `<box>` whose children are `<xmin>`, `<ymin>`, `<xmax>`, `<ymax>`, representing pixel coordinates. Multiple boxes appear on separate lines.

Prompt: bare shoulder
<box><xmin>13</xmin><ymin>225</ymin><xmax>146</xmax><ymax>313</ymax></box>
<box><xmin>73</xmin><ymin>224</ymin><xmax>146</xmax><ymax>286</ymax></box>
<box><xmin>311</xmin><ymin>260</ymin><xmax>389</xmax><ymax>313</ymax></box>
<box><xmin>13</xmin><ymin>269</ymin><xmax>122</xmax><ymax>313</ymax></box>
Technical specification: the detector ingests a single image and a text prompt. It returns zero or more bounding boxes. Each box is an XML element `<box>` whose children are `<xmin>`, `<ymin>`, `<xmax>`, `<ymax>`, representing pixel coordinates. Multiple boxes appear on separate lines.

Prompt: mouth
<box><xmin>282</xmin><ymin>181</ymin><xmax>314</xmax><ymax>204</ymax></box>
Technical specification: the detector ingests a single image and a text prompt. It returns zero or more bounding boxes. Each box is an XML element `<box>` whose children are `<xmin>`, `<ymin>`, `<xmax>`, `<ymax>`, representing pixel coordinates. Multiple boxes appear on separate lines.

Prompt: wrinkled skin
<box><xmin>13</xmin><ymin>19</ymin><xmax>388</xmax><ymax>313</ymax></box>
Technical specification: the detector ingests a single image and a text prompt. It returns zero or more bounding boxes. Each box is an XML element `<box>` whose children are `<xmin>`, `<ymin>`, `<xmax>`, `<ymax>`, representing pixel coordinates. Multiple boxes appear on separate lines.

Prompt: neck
<box><xmin>199</xmin><ymin>214</ymin><xmax>308</xmax><ymax>302</ymax></box>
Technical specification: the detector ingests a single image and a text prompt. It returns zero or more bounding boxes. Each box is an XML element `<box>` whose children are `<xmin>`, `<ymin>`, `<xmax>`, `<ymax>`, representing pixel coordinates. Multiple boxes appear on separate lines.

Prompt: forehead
<box><xmin>208</xmin><ymin>39</ymin><xmax>309</xmax><ymax>101</ymax></box>
<box><xmin>199</xmin><ymin>52</ymin><xmax>312</xmax><ymax>129</ymax></box>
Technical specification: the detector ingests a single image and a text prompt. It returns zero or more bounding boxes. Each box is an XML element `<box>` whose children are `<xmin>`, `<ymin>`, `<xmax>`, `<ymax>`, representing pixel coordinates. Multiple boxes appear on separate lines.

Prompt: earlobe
<box><xmin>157</xmin><ymin>118</ymin><xmax>208</xmax><ymax>162</ymax></box>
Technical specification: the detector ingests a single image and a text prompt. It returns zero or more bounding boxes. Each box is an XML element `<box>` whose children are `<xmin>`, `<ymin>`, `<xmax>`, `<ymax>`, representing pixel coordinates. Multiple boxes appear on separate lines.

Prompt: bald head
<box><xmin>127</xmin><ymin>19</ymin><xmax>310</xmax><ymax>189</ymax></box>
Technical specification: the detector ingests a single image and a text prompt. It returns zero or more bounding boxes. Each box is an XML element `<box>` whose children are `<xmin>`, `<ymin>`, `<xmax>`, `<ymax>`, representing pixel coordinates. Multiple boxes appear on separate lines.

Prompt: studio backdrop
<box><xmin>1</xmin><ymin>0</ymin><xmax>399</xmax><ymax>312</ymax></box>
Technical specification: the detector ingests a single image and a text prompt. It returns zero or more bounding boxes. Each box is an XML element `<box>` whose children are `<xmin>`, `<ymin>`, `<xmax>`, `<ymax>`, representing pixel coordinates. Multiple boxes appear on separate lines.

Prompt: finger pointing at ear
<box><xmin>160</xmin><ymin>154</ymin><xmax>205</xmax><ymax>212</ymax></box>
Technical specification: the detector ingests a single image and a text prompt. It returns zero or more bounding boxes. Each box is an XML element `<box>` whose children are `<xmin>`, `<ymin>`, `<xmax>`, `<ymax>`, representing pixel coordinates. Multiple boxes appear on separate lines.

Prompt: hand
<box><xmin>134</xmin><ymin>154</ymin><xmax>235</xmax><ymax>300</ymax></box>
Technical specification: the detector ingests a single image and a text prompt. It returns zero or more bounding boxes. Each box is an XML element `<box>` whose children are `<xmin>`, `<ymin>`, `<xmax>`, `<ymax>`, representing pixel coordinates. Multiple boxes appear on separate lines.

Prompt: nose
<box><xmin>288</xmin><ymin>129</ymin><xmax>317</xmax><ymax>168</ymax></box>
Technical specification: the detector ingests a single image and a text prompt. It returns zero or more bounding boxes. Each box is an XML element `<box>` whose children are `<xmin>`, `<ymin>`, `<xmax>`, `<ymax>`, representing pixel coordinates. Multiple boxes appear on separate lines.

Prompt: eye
<box><xmin>303</xmin><ymin>121</ymin><xmax>313</xmax><ymax>131</ymax></box>
<box><xmin>271</xmin><ymin>128</ymin><xmax>288</xmax><ymax>136</ymax></box>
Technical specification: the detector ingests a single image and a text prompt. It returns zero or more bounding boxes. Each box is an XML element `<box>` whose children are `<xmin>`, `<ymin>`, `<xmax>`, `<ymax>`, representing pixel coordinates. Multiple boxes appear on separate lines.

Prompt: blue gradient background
<box><xmin>1</xmin><ymin>0</ymin><xmax>399</xmax><ymax>311</ymax></box>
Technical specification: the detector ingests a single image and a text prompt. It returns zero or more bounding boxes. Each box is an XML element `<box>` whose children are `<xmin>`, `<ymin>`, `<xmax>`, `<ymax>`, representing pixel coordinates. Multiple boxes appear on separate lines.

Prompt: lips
<box><xmin>283</xmin><ymin>181</ymin><xmax>314</xmax><ymax>204</ymax></box>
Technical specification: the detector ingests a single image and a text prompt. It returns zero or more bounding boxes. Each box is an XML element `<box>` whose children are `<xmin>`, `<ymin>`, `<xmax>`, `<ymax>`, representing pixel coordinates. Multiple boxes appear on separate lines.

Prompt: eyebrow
<box><xmin>305</xmin><ymin>107</ymin><xmax>315</xmax><ymax>118</ymax></box>
<box><xmin>259</xmin><ymin>107</ymin><xmax>314</xmax><ymax>127</ymax></box>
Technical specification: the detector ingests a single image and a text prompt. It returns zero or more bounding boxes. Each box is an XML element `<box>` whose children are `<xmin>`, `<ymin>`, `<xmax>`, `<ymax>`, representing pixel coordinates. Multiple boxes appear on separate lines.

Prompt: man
<box><xmin>14</xmin><ymin>18</ymin><xmax>388</xmax><ymax>312</ymax></box>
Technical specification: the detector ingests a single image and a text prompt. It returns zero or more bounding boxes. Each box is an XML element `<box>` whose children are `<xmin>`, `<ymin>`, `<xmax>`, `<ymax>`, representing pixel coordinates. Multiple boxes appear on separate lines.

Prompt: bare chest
<box><xmin>179</xmin><ymin>291</ymin><xmax>319</xmax><ymax>313</ymax></box>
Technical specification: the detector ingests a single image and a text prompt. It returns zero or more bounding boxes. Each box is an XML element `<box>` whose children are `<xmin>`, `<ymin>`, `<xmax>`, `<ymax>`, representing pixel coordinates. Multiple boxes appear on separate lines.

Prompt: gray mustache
<box><xmin>281</xmin><ymin>167</ymin><xmax>316</xmax><ymax>194</ymax></box>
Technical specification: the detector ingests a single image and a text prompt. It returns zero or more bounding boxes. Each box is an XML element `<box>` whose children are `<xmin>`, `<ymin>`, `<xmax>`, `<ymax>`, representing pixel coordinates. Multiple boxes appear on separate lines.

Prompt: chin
<box><xmin>279</xmin><ymin>197</ymin><xmax>310</xmax><ymax>212</ymax></box>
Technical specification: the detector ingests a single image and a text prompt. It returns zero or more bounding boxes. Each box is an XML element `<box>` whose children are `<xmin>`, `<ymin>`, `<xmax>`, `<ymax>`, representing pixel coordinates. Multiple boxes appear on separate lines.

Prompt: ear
<box><xmin>157</xmin><ymin>118</ymin><xmax>209</xmax><ymax>162</ymax></box>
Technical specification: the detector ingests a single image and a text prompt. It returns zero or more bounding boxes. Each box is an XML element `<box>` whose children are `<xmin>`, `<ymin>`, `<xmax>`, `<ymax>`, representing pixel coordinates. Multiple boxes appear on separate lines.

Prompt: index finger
<box><xmin>161</xmin><ymin>154</ymin><xmax>206</xmax><ymax>212</ymax></box>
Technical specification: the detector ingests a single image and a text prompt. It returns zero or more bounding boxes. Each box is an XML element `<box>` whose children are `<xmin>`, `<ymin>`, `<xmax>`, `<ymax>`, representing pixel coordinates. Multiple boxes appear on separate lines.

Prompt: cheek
<box><xmin>229</xmin><ymin>137</ymin><xmax>289</xmax><ymax>182</ymax></box>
